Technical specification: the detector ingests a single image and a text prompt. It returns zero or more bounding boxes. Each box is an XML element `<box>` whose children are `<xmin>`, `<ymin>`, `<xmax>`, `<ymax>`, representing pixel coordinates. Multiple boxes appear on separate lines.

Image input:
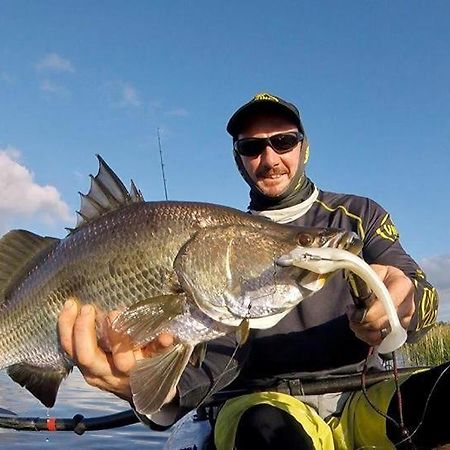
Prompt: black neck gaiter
<box><xmin>249</xmin><ymin>175</ymin><xmax>315</xmax><ymax>211</ymax></box>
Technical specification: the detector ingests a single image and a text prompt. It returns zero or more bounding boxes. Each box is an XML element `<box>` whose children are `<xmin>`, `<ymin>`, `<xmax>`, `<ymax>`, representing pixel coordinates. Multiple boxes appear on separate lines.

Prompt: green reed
<box><xmin>400</xmin><ymin>322</ymin><xmax>450</xmax><ymax>367</ymax></box>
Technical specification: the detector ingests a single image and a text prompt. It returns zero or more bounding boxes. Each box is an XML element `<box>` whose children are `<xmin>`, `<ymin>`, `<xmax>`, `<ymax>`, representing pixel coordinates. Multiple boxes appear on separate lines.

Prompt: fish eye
<box><xmin>297</xmin><ymin>233</ymin><xmax>313</xmax><ymax>246</ymax></box>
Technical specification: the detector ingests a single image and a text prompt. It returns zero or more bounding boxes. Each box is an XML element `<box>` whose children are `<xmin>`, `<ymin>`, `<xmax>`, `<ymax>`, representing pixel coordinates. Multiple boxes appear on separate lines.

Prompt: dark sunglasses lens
<box><xmin>235</xmin><ymin>133</ymin><xmax>302</xmax><ymax>156</ymax></box>
<box><xmin>270</xmin><ymin>133</ymin><xmax>300</xmax><ymax>152</ymax></box>
<box><xmin>235</xmin><ymin>139</ymin><xmax>266</xmax><ymax>157</ymax></box>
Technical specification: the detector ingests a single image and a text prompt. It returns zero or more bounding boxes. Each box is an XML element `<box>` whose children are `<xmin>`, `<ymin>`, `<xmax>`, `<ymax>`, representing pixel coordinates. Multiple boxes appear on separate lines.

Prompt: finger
<box><xmin>350</xmin><ymin>315</ymin><xmax>388</xmax><ymax>335</ymax></box>
<box><xmin>58</xmin><ymin>298</ymin><xmax>80</xmax><ymax>358</ymax></box>
<box><xmin>347</xmin><ymin>300</ymin><xmax>382</xmax><ymax>326</ymax></box>
<box><xmin>74</xmin><ymin>304</ymin><xmax>108</xmax><ymax>372</ymax></box>
<box><xmin>141</xmin><ymin>333</ymin><xmax>175</xmax><ymax>358</ymax></box>
<box><xmin>157</xmin><ymin>332</ymin><xmax>175</xmax><ymax>348</ymax></box>
<box><xmin>107</xmin><ymin>311</ymin><xmax>136</xmax><ymax>373</ymax></box>
<box><xmin>350</xmin><ymin>322</ymin><xmax>391</xmax><ymax>347</ymax></box>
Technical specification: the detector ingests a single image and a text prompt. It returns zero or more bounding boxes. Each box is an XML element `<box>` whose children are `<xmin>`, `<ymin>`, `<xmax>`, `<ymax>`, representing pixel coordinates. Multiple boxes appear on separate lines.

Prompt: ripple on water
<box><xmin>0</xmin><ymin>369</ymin><xmax>170</xmax><ymax>449</ymax></box>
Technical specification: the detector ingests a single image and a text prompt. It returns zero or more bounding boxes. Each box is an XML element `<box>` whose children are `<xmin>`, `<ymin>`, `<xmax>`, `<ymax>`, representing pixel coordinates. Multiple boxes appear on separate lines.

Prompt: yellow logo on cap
<box><xmin>253</xmin><ymin>93</ymin><xmax>279</xmax><ymax>102</ymax></box>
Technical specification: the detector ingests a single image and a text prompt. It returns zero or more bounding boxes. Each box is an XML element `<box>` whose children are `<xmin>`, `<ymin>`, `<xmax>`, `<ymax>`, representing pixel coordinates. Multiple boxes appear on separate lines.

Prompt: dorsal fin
<box><xmin>0</xmin><ymin>230</ymin><xmax>59</xmax><ymax>302</ymax></box>
<box><xmin>75</xmin><ymin>155</ymin><xmax>145</xmax><ymax>229</ymax></box>
<box><xmin>130</xmin><ymin>179</ymin><xmax>144</xmax><ymax>202</ymax></box>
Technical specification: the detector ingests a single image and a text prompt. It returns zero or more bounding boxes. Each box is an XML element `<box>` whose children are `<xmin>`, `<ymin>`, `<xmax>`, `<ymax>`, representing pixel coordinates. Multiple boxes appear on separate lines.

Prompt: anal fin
<box><xmin>131</xmin><ymin>342</ymin><xmax>193</xmax><ymax>415</ymax></box>
<box><xmin>7</xmin><ymin>363</ymin><xmax>71</xmax><ymax>408</ymax></box>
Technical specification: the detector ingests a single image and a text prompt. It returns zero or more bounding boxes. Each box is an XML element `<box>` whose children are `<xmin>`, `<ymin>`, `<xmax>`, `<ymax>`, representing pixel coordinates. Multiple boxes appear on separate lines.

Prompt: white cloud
<box><xmin>40</xmin><ymin>79</ymin><xmax>68</xmax><ymax>96</ymax></box>
<box><xmin>105</xmin><ymin>81</ymin><xmax>141</xmax><ymax>108</ymax></box>
<box><xmin>0</xmin><ymin>148</ymin><xmax>72</xmax><ymax>232</ymax></box>
<box><xmin>120</xmin><ymin>83</ymin><xmax>140</xmax><ymax>107</ymax></box>
<box><xmin>420</xmin><ymin>253</ymin><xmax>450</xmax><ymax>321</ymax></box>
<box><xmin>165</xmin><ymin>107</ymin><xmax>188</xmax><ymax>117</ymax></box>
<box><xmin>35</xmin><ymin>53</ymin><xmax>75</xmax><ymax>73</ymax></box>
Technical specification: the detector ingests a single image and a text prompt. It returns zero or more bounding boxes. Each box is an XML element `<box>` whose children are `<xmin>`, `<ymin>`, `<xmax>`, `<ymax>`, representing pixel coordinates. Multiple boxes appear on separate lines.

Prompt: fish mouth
<box><xmin>278</xmin><ymin>231</ymin><xmax>363</xmax><ymax>293</ymax></box>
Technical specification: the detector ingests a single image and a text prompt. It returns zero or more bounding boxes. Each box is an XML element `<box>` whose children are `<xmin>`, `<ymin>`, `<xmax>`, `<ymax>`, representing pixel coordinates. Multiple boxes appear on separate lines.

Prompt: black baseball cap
<box><xmin>227</xmin><ymin>92</ymin><xmax>305</xmax><ymax>138</ymax></box>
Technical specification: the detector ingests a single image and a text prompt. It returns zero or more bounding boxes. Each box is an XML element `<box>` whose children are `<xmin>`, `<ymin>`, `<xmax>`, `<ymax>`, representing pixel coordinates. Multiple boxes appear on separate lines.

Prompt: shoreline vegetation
<box><xmin>400</xmin><ymin>322</ymin><xmax>450</xmax><ymax>367</ymax></box>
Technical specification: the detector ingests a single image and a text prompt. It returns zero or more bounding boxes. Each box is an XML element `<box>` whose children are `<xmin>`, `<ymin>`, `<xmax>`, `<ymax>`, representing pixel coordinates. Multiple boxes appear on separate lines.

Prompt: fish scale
<box><xmin>0</xmin><ymin>155</ymin><xmax>362</xmax><ymax>415</ymax></box>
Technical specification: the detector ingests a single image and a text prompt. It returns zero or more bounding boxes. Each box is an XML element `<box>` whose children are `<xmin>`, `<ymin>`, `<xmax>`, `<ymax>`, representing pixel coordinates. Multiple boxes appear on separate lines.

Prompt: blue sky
<box><xmin>1</xmin><ymin>1</ymin><xmax>449</xmax><ymax>318</ymax></box>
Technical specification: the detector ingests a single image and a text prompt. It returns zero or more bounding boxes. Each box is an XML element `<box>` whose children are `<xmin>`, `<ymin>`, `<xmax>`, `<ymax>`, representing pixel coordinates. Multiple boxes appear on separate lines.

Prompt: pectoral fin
<box><xmin>131</xmin><ymin>342</ymin><xmax>193</xmax><ymax>415</ymax></box>
<box><xmin>7</xmin><ymin>363</ymin><xmax>71</xmax><ymax>408</ymax></box>
<box><xmin>112</xmin><ymin>294</ymin><xmax>185</xmax><ymax>347</ymax></box>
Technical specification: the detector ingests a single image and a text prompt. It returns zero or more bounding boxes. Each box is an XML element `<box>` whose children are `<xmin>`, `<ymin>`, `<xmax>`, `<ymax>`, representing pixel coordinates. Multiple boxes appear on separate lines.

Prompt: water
<box><xmin>0</xmin><ymin>369</ymin><xmax>170</xmax><ymax>449</ymax></box>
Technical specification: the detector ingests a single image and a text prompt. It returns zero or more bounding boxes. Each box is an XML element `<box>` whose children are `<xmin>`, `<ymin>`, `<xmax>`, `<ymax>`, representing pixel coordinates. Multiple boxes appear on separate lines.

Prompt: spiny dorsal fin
<box><xmin>75</xmin><ymin>155</ymin><xmax>145</xmax><ymax>229</ymax></box>
<box><xmin>130</xmin><ymin>179</ymin><xmax>144</xmax><ymax>202</ymax></box>
<box><xmin>0</xmin><ymin>230</ymin><xmax>59</xmax><ymax>302</ymax></box>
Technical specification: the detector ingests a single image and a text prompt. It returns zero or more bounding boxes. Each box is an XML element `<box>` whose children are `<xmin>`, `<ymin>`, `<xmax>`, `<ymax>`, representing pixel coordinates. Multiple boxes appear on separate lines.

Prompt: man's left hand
<box><xmin>347</xmin><ymin>264</ymin><xmax>415</xmax><ymax>347</ymax></box>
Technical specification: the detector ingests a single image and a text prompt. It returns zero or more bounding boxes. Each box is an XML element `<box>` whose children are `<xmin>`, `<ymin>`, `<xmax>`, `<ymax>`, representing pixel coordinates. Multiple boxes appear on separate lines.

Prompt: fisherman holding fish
<box><xmin>57</xmin><ymin>93</ymin><xmax>449</xmax><ymax>449</ymax></box>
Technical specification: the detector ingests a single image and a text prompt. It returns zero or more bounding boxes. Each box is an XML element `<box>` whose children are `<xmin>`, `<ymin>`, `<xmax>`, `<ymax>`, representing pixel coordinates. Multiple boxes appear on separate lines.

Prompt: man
<box><xmin>59</xmin><ymin>93</ymin><xmax>447</xmax><ymax>449</ymax></box>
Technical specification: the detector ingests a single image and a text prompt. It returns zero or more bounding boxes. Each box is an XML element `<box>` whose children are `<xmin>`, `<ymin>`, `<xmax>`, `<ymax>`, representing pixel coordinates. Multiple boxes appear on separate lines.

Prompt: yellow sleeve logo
<box><xmin>376</xmin><ymin>214</ymin><xmax>399</xmax><ymax>242</ymax></box>
<box><xmin>413</xmin><ymin>281</ymin><xmax>439</xmax><ymax>330</ymax></box>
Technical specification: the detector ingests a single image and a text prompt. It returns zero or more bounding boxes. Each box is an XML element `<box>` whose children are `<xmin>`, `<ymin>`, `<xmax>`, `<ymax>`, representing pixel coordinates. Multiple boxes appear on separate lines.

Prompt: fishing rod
<box><xmin>157</xmin><ymin>127</ymin><xmax>169</xmax><ymax>200</ymax></box>
<box><xmin>0</xmin><ymin>367</ymin><xmax>427</xmax><ymax>434</ymax></box>
<box><xmin>0</xmin><ymin>409</ymin><xmax>138</xmax><ymax>435</ymax></box>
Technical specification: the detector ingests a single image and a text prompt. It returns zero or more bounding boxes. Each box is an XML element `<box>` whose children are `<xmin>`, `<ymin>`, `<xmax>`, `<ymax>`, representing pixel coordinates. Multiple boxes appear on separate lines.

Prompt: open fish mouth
<box><xmin>286</xmin><ymin>231</ymin><xmax>363</xmax><ymax>294</ymax></box>
<box><xmin>326</xmin><ymin>230</ymin><xmax>363</xmax><ymax>254</ymax></box>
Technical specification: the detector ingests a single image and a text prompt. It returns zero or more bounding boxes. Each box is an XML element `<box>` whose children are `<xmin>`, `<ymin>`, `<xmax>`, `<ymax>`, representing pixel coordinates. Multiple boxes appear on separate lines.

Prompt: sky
<box><xmin>0</xmin><ymin>1</ymin><xmax>449</xmax><ymax>319</ymax></box>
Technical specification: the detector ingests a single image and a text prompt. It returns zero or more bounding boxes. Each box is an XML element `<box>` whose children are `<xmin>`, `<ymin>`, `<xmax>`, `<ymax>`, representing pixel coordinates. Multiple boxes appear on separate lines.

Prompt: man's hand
<box><xmin>58</xmin><ymin>298</ymin><xmax>174</xmax><ymax>403</ymax></box>
<box><xmin>347</xmin><ymin>264</ymin><xmax>415</xmax><ymax>347</ymax></box>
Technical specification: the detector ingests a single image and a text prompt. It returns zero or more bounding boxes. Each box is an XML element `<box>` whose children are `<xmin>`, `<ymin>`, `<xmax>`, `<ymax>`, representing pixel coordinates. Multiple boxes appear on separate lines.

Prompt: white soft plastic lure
<box><xmin>276</xmin><ymin>247</ymin><xmax>408</xmax><ymax>354</ymax></box>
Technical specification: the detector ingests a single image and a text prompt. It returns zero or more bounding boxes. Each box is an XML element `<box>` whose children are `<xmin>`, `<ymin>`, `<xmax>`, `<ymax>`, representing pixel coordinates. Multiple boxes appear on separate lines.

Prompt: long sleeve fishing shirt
<box><xmin>145</xmin><ymin>188</ymin><xmax>439</xmax><ymax>427</ymax></box>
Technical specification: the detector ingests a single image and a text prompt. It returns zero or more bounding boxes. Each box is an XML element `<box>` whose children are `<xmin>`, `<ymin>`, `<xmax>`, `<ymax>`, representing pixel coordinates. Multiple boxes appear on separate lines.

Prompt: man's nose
<box><xmin>260</xmin><ymin>145</ymin><xmax>280</xmax><ymax>165</ymax></box>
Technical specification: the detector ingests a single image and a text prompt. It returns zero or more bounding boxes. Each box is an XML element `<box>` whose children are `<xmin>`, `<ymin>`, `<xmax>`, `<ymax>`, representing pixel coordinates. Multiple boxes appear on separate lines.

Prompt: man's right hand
<box><xmin>58</xmin><ymin>298</ymin><xmax>174</xmax><ymax>403</ymax></box>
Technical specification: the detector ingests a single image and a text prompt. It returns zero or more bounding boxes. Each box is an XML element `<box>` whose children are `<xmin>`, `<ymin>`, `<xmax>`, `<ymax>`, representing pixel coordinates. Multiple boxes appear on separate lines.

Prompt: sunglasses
<box><xmin>234</xmin><ymin>132</ymin><xmax>304</xmax><ymax>157</ymax></box>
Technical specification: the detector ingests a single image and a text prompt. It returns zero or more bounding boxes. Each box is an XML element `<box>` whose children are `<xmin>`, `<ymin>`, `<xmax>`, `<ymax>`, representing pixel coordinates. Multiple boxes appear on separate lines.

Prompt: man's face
<box><xmin>237</xmin><ymin>113</ymin><xmax>302</xmax><ymax>198</ymax></box>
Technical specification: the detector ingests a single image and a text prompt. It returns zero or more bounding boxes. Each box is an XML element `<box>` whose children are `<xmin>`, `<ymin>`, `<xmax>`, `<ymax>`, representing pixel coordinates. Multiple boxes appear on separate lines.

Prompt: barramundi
<box><xmin>0</xmin><ymin>156</ymin><xmax>362</xmax><ymax>415</ymax></box>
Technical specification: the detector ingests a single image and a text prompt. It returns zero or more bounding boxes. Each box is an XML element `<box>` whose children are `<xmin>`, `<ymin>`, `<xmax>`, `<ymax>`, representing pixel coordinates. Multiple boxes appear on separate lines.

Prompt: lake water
<box><xmin>0</xmin><ymin>369</ymin><xmax>170</xmax><ymax>449</ymax></box>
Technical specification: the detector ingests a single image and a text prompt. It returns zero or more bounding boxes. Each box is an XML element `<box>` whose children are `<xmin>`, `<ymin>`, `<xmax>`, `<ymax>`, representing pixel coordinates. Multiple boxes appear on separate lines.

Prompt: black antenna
<box><xmin>157</xmin><ymin>128</ymin><xmax>169</xmax><ymax>200</ymax></box>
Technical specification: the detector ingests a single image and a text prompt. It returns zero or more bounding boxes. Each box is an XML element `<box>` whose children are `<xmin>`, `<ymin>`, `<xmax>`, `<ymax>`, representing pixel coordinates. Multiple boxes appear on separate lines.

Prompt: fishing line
<box><xmin>194</xmin><ymin>341</ymin><xmax>243</xmax><ymax>412</ymax></box>
<box><xmin>196</xmin><ymin>296</ymin><xmax>256</xmax><ymax>411</ymax></box>
<box><xmin>394</xmin><ymin>362</ymin><xmax>450</xmax><ymax>447</ymax></box>
<box><xmin>360</xmin><ymin>347</ymin><xmax>450</xmax><ymax>449</ymax></box>
<box><xmin>360</xmin><ymin>346</ymin><xmax>414</xmax><ymax>447</ymax></box>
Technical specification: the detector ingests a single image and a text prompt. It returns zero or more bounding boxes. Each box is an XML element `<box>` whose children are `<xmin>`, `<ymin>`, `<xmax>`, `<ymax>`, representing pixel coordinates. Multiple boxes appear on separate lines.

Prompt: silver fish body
<box><xmin>0</xmin><ymin>156</ymin><xmax>362</xmax><ymax>414</ymax></box>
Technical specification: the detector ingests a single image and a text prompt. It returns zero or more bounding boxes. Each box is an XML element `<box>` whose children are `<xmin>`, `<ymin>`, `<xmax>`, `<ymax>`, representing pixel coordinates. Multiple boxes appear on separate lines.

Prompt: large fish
<box><xmin>0</xmin><ymin>156</ymin><xmax>362</xmax><ymax>415</ymax></box>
